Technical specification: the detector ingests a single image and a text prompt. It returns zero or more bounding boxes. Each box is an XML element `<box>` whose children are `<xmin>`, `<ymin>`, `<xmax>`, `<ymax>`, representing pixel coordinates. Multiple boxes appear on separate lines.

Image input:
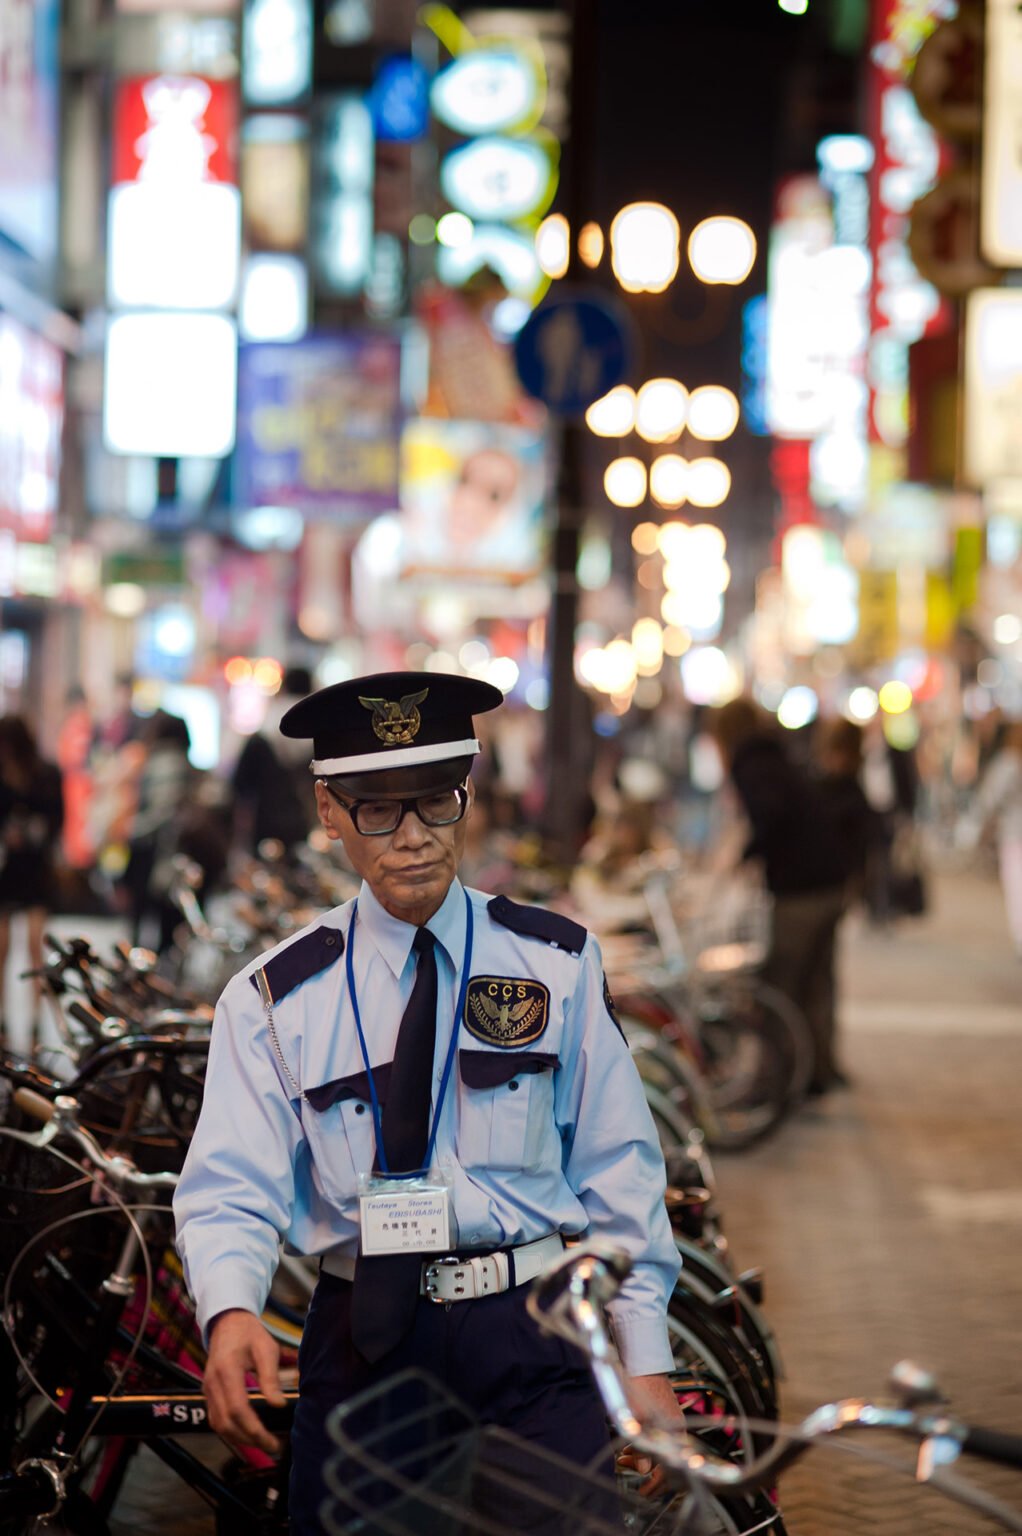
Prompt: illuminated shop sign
<box><xmin>0</xmin><ymin>314</ymin><xmax>63</xmax><ymax>543</ymax></box>
<box><xmin>440</xmin><ymin>134</ymin><xmax>557</xmax><ymax>223</ymax></box>
<box><xmin>430</xmin><ymin>47</ymin><xmax>544</xmax><ymax>135</ymax></box>
<box><xmin>235</xmin><ymin>333</ymin><xmax>403</xmax><ymax>519</ymax></box>
<box><xmin>108</xmin><ymin>75</ymin><xmax>240</xmax><ymax>310</ymax></box>
<box><xmin>104</xmin><ymin>312</ymin><xmax>238</xmax><ymax>457</ymax></box>
<box><xmin>981</xmin><ymin>0</ymin><xmax>1022</xmax><ymax>266</ymax></box>
<box><xmin>963</xmin><ymin>289</ymin><xmax>1022</xmax><ymax>486</ymax></box>
<box><xmin>242</xmin><ymin>0</ymin><xmax>312</xmax><ymax>106</ymax></box>
<box><xmin>866</xmin><ymin>0</ymin><xmax>954</xmax><ymax>457</ymax></box>
<box><xmin>311</xmin><ymin>94</ymin><xmax>374</xmax><ymax>297</ymax></box>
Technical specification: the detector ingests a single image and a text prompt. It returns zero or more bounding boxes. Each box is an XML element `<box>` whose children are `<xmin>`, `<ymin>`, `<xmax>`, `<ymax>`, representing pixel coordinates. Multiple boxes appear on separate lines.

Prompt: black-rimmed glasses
<box><xmin>321</xmin><ymin>781</ymin><xmax>469</xmax><ymax>837</ymax></box>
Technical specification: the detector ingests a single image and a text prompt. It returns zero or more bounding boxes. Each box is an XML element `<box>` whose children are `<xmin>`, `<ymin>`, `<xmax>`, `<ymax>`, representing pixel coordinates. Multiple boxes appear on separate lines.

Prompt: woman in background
<box><xmin>0</xmin><ymin>716</ymin><xmax>64</xmax><ymax>1047</ymax></box>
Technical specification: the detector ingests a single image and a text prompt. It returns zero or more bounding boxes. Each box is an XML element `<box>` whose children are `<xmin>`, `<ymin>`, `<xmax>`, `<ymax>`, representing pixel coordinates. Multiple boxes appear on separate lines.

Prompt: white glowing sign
<box><xmin>963</xmin><ymin>289</ymin><xmax>1022</xmax><ymax>485</ymax></box>
<box><xmin>104</xmin><ymin>312</ymin><xmax>237</xmax><ymax>457</ymax></box>
<box><xmin>108</xmin><ymin>74</ymin><xmax>240</xmax><ymax>310</ymax></box>
<box><xmin>440</xmin><ymin>136</ymin><xmax>555</xmax><ymax>223</ymax></box>
<box><xmin>430</xmin><ymin>48</ymin><xmax>542</xmax><ymax>135</ymax></box>
<box><xmin>243</xmin><ymin>0</ymin><xmax>312</xmax><ymax>105</ymax></box>
<box><xmin>981</xmin><ymin>0</ymin><xmax>1022</xmax><ymax>266</ymax></box>
<box><xmin>108</xmin><ymin>182</ymin><xmax>241</xmax><ymax>309</ymax></box>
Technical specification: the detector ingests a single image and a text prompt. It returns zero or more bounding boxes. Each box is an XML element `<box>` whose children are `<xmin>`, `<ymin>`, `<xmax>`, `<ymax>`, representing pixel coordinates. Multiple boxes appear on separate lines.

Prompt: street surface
<box><xmin>7</xmin><ymin>853</ymin><xmax>1020</xmax><ymax>1533</ymax></box>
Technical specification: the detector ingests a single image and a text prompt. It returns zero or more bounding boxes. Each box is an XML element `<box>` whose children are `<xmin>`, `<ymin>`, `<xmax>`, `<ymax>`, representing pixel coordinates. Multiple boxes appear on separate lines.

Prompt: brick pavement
<box><xmin>18</xmin><ymin>861</ymin><xmax>1021</xmax><ymax>1534</ymax></box>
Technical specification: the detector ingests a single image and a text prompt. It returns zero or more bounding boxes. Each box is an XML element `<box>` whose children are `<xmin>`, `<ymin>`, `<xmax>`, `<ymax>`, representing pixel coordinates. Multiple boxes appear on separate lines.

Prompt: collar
<box><xmin>354</xmin><ymin>878</ymin><xmax>467</xmax><ymax>979</ymax></box>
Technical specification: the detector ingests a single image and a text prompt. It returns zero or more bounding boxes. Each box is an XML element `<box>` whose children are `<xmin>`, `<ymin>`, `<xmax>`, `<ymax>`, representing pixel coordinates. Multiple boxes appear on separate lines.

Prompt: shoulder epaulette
<box><xmin>249</xmin><ymin>925</ymin><xmax>345</xmax><ymax>1006</ymax></box>
<box><xmin>486</xmin><ymin>894</ymin><xmax>587</xmax><ymax>956</ymax></box>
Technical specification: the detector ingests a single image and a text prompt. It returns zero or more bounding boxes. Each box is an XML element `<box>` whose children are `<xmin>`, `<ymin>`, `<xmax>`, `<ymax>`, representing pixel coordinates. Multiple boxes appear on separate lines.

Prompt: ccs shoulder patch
<box><xmin>486</xmin><ymin>894</ymin><xmax>587</xmax><ymax>956</ymax></box>
<box><xmin>249</xmin><ymin>925</ymin><xmax>345</xmax><ymax>1006</ymax></box>
<box><xmin>464</xmin><ymin>975</ymin><xmax>550</xmax><ymax>1047</ymax></box>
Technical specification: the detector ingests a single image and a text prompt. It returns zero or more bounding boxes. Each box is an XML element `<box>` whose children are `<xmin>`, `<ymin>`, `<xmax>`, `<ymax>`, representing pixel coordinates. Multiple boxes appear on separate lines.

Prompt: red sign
<box><xmin>866</xmin><ymin>0</ymin><xmax>954</xmax><ymax>447</ymax></box>
<box><xmin>112</xmin><ymin>75</ymin><xmax>238</xmax><ymax>187</ymax></box>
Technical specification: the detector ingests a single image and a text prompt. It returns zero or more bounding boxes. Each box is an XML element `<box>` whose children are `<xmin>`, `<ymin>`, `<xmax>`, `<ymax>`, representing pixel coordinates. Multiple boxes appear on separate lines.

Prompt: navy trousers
<box><xmin>289</xmin><ymin>1271</ymin><xmax>616</xmax><ymax>1534</ymax></box>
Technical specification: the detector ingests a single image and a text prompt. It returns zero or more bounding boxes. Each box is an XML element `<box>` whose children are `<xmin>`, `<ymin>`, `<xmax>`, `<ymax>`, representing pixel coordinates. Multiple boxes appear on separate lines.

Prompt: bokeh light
<box><xmin>535</xmin><ymin>212</ymin><xmax>569</xmax><ymax>278</ymax></box>
<box><xmin>610</xmin><ymin>201</ymin><xmax>681</xmax><ymax>293</ymax></box>
<box><xmin>686</xmin><ymin>457</ymin><xmax>732</xmax><ymax>508</ymax></box>
<box><xmin>687</xmin><ymin>216</ymin><xmax>757</xmax><ymax>284</ymax></box>
<box><xmin>687</xmin><ymin>385</ymin><xmax>740</xmax><ymax>441</ymax></box>
<box><xmin>578</xmin><ymin>221</ymin><xmax>604</xmax><ymax>268</ymax></box>
<box><xmin>649</xmin><ymin>454</ymin><xmax>688</xmax><ymax>510</ymax></box>
<box><xmin>586</xmin><ymin>384</ymin><xmax>636</xmax><ymax>437</ymax></box>
<box><xmin>878</xmin><ymin>679</ymin><xmax>913</xmax><ymax>715</ymax></box>
<box><xmin>847</xmin><ymin>686</ymin><xmax>879</xmax><ymax>721</ymax></box>
<box><xmin>631</xmin><ymin>521</ymin><xmax>661</xmax><ymax>555</ymax></box>
<box><xmin>635</xmin><ymin>378</ymin><xmax>688</xmax><ymax>443</ymax></box>
<box><xmin>777</xmin><ymin>685</ymin><xmax>819</xmax><ymax>730</ymax></box>
<box><xmin>604</xmin><ymin>456</ymin><xmax>647</xmax><ymax>508</ymax></box>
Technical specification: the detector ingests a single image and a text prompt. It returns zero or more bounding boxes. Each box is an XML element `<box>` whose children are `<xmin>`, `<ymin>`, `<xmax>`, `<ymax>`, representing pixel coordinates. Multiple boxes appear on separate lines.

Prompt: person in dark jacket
<box><xmin>813</xmin><ymin>716</ymin><xmax>880</xmax><ymax>903</ymax></box>
<box><xmin>711</xmin><ymin>697</ymin><xmax>850</xmax><ymax>1096</ymax></box>
<box><xmin>0</xmin><ymin>716</ymin><xmax>64</xmax><ymax>1046</ymax></box>
<box><xmin>231</xmin><ymin>667</ymin><xmax>318</xmax><ymax>858</ymax></box>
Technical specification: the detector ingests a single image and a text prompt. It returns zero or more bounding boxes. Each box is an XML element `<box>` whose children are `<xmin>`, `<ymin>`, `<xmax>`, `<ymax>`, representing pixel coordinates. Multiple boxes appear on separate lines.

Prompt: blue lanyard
<box><xmin>345</xmin><ymin>889</ymin><xmax>474</xmax><ymax>1178</ymax></box>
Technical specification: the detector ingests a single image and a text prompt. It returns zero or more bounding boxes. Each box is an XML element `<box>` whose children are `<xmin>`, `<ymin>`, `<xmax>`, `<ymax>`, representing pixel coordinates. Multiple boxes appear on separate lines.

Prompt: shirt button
<box><xmin>508</xmin><ymin>1080</ymin><xmax>520</xmax><ymax>1092</ymax></box>
<box><xmin>324</xmin><ymin>935</ymin><xmax>336</xmax><ymax>947</ymax></box>
<box><xmin>354</xmin><ymin>1103</ymin><xmax>366</xmax><ymax>1115</ymax></box>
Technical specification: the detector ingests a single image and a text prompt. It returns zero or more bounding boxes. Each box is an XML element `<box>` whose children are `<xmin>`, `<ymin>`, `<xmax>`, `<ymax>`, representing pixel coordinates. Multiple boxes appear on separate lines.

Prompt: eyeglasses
<box><xmin>322</xmin><ymin>781</ymin><xmax>469</xmax><ymax>837</ymax></box>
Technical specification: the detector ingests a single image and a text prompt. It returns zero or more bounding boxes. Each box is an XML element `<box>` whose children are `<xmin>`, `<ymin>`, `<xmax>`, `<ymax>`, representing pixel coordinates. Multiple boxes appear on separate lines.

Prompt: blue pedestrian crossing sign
<box><xmin>514</xmin><ymin>289</ymin><xmax>633</xmax><ymax>416</ymax></box>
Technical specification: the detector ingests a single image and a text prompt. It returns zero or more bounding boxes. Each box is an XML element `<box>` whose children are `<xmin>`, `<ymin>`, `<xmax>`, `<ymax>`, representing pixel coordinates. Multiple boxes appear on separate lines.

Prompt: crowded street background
<box><xmin>2</xmin><ymin>0</ymin><xmax>1022</xmax><ymax>1532</ymax></box>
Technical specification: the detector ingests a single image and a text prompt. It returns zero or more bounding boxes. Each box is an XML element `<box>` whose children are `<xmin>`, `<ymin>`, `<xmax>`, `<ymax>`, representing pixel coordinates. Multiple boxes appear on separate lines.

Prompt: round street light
<box><xmin>635</xmin><ymin>378</ymin><xmax>688</xmax><ymax>443</ymax></box>
<box><xmin>686</xmin><ymin>457</ymin><xmax>732</xmax><ymax>508</ymax></box>
<box><xmin>649</xmin><ymin>454</ymin><xmax>688</xmax><ymax>510</ymax></box>
<box><xmin>586</xmin><ymin>384</ymin><xmax>637</xmax><ymax>437</ymax></box>
<box><xmin>687</xmin><ymin>385</ymin><xmax>740</xmax><ymax>441</ymax></box>
<box><xmin>688</xmin><ymin>216</ymin><xmax>757</xmax><ymax>284</ymax></box>
<box><xmin>610</xmin><ymin>202</ymin><xmax>681</xmax><ymax>293</ymax></box>
<box><xmin>604</xmin><ymin>456</ymin><xmax>647</xmax><ymax>508</ymax></box>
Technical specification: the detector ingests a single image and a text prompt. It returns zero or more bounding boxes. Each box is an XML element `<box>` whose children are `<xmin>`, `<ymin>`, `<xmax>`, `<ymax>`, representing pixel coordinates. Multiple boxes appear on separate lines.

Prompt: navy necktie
<box><xmin>350</xmin><ymin>927</ymin><xmax>438</xmax><ymax>1362</ymax></box>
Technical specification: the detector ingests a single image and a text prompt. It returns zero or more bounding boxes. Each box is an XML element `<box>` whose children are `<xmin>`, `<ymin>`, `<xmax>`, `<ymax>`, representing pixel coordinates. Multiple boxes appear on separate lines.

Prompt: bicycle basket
<box><xmin>683</xmin><ymin>885</ymin><xmax>772</xmax><ymax>978</ymax></box>
<box><xmin>322</xmin><ymin>1369</ymin><xmax>685</xmax><ymax>1536</ymax></box>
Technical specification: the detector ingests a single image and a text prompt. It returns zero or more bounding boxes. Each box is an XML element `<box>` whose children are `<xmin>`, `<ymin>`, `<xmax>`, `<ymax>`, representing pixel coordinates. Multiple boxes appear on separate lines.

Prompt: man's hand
<box><xmin>617</xmin><ymin>1372</ymin><xmax>685</xmax><ymax>1498</ymax></box>
<box><xmin>203</xmin><ymin>1308</ymin><xmax>285</xmax><ymax>1456</ymax></box>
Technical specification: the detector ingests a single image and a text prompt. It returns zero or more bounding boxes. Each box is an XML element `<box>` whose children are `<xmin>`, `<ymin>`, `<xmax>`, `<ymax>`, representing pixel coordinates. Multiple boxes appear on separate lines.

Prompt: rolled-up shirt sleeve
<box><xmin>556</xmin><ymin>939</ymin><xmax>680</xmax><ymax>1376</ymax></box>
<box><xmin>174</xmin><ymin>971</ymin><xmax>304</xmax><ymax>1339</ymax></box>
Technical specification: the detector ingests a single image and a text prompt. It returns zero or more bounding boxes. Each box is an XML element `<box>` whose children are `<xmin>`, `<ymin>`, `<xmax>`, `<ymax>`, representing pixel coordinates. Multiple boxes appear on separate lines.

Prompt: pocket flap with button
<box><xmin>305</xmin><ymin>1061</ymin><xmax>393</xmax><ymax>1113</ymax></box>
<box><xmin>458</xmin><ymin>1051</ymin><xmax>559</xmax><ymax>1089</ymax></box>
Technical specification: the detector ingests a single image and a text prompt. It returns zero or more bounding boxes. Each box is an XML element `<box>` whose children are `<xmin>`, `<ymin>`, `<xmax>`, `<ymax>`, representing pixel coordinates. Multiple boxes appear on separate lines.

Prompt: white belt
<box><xmin>320</xmin><ymin>1233</ymin><xmax>565</xmax><ymax>1304</ymax></box>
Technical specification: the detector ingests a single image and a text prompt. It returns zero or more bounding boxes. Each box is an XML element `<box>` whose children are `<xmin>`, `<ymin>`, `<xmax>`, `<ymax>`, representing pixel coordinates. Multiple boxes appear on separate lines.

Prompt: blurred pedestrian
<box><xmin>0</xmin><ymin>716</ymin><xmax>64</xmax><ymax>1044</ymax></box>
<box><xmin>56</xmin><ymin>685</ymin><xmax>96</xmax><ymax>874</ymax></box>
<box><xmin>960</xmin><ymin>720</ymin><xmax>1022</xmax><ymax>958</ymax></box>
<box><xmin>231</xmin><ymin>667</ymin><xmax>318</xmax><ymax>859</ymax></box>
<box><xmin>813</xmin><ymin>716</ymin><xmax>880</xmax><ymax>906</ymax></box>
<box><xmin>123</xmin><ymin>711</ymin><xmax>228</xmax><ymax>954</ymax></box>
<box><xmin>861</xmin><ymin>717</ymin><xmax>922</xmax><ymax>922</ymax></box>
<box><xmin>711</xmin><ymin>697</ymin><xmax>849</xmax><ymax>1096</ymax></box>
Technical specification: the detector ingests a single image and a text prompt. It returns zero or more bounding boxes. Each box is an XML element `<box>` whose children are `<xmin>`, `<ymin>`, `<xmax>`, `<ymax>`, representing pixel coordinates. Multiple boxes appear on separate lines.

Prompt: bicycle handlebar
<box><xmin>11</xmin><ymin>1089</ymin><xmax>179</xmax><ymax>1193</ymax></box>
<box><xmin>527</xmin><ymin>1246</ymin><xmax>1022</xmax><ymax>1504</ymax></box>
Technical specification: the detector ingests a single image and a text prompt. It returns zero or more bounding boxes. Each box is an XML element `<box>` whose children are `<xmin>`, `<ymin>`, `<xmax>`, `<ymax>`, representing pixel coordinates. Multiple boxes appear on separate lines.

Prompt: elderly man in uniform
<box><xmin>174</xmin><ymin>671</ymin><xmax>682</xmax><ymax>1531</ymax></box>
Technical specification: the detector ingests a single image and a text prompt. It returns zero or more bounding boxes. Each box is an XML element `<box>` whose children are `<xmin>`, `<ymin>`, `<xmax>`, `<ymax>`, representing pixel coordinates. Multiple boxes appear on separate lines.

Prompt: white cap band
<box><xmin>311</xmin><ymin>738</ymin><xmax>480</xmax><ymax>777</ymax></box>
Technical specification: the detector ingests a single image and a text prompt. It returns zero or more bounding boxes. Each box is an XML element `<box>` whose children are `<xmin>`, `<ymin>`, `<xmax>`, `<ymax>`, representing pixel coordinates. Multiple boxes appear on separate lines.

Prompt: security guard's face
<box><xmin>315</xmin><ymin>775</ymin><xmax>474</xmax><ymax>925</ymax></box>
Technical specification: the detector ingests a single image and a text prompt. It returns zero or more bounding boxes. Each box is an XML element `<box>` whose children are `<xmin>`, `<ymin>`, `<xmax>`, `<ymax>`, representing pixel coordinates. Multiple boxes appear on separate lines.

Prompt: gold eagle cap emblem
<box><xmin>464</xmin><ymin>976</ymin><xmax>550</xmax><ymax>1047</ymax></box>
<box><xmin>358</xmin><ymin>688</ymin><xmax>429</xmax><ymax>746</ymax></box>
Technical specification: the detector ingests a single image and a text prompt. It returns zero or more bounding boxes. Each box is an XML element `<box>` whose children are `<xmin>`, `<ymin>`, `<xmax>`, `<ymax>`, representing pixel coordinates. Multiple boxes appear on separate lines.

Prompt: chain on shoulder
<box><xmin>255</xmin><ymin>967</ymin><xmax>308</xmax><ymax>1104</ymax></box>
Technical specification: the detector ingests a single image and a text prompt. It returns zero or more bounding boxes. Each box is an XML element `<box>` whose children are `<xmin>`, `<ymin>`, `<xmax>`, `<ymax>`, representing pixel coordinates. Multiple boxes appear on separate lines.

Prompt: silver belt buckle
<box><xmin>424</xmin><ymin>1254</ymin><xmax>461</xmax><ymax>1303</ymax></box>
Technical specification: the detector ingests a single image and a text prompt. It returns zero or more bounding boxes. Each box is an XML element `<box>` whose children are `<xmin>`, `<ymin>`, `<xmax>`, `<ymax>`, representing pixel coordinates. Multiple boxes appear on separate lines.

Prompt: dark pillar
<box><xmin>542</xmin><ymin>0</ymin><xmax>596</xmax><ymax>863</ymax></box>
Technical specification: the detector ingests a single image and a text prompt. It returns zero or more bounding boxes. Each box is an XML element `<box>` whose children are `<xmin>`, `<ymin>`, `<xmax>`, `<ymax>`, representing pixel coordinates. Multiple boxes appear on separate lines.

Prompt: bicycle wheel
<box><xmin>673</xmin><ymin>1237</ymin><xmax>782</xmax><ymax>1418</ymax></box>
<box><xmin>689</xmin><ymin>979</ymin><xmax>810</xmax><ymax>1150</ymax></box>
<box><xmin>667</xmin><ymin>1284</ymin><xmax>775</xmax><ymax>1460</ymax></box>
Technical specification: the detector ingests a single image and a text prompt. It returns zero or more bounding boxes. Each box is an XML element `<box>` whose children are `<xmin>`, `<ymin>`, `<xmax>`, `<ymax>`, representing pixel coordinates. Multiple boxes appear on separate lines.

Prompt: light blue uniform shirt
<box><xmin>174</xmin><ymin>878</ymin><xmax>681</xmax><ymax>1375</ymax></box>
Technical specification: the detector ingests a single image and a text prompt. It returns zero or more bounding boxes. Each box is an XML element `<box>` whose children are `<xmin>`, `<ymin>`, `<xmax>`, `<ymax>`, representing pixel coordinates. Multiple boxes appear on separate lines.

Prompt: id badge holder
<box><xmin>357</xmin><ymin>1168</ymin><xmax>453</xmax><ymax>1256</ymax></box>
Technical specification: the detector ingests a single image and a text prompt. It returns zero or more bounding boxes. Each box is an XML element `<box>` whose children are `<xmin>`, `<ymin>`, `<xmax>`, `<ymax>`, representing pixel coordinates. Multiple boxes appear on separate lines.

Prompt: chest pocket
<box><xmin>301</xmin><ymin>1066</ymin><xmax>388</xmax><ymax>1204</ymax></box>
<box><xmin>455</xmin><ymin>1050</ymin><xmax>559</xmax><ymax>1174</ymax></box>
